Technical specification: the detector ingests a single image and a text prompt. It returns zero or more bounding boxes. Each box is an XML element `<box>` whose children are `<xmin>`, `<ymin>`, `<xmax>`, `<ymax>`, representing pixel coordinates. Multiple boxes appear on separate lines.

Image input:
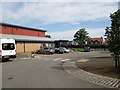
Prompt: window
<box><xmin>2</xmin><ymin>43</ymin><xmax>15</xmax><ymax>50</ymax></box>
<box><xmin>48</xmin><ymin>43</ymin><xmax>51</xmax><ymax>48</ymax></box>
<box><xmin>40</xmin><ymin>43</ymin><xmax>47</xmax><ymax>48</ymax></box>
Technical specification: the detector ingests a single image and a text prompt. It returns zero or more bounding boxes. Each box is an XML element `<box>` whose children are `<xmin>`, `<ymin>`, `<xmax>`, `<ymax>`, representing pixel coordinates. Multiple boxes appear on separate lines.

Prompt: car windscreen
<box><xmin>2</xmin><ymin>43</ymin><xmax>15</xmax><ymax>50</ymax></box>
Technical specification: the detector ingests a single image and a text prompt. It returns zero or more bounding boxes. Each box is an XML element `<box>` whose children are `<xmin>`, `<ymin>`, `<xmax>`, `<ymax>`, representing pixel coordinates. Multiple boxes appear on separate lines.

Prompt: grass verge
<box><xmin>72</xmin><ymin>48</ymin><xmax>84</xmax><ymax>52</ymax></box>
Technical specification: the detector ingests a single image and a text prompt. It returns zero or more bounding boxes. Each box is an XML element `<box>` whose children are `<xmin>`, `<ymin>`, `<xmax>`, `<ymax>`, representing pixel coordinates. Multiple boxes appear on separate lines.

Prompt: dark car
<box><xmin>36</xmin><ymin>47</ymin><xmax>55</xmax><ymax>54</ymax></box>
<box><xmin>84</xmin><ymin>46</ymin><xmax>90</xmax><ymax>52</ymax></box>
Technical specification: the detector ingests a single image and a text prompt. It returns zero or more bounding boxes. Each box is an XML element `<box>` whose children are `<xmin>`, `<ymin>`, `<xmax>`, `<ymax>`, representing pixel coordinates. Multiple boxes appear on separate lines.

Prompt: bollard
<box><xmin>31</xmin><ymin>52</ymin><xmax>35</xmax><ymax>58</ymax></box>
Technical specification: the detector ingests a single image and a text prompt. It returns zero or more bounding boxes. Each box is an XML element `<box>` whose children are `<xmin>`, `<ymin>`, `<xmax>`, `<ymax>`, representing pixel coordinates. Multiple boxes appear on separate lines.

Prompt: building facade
<box><xmin>89</xmin><ymin>37</ymin><xmax>103</xmax><ymax>45</ymax></box>
<box><xmin>0</xmin><ymin>23</ymin><xmax>55</xmax><ymax>54</ymax></box>
<box><xmin>55</xmin><ymin>40</ymin><xmax>69</xmax><ymax>48</ymax></box>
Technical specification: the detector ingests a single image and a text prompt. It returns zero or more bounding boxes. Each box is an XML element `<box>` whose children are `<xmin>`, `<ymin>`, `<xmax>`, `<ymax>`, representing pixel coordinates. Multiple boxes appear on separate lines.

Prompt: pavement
<box><xmin>2</xmin><ymin>51</ymin><xmax>120</xmax><ymax>89</ymax></box>
<box><xmin>63</xmin><ymin>60</ymin><xmax>120</xmax><ymax>89</ymax></box>
<box><xmin>16</xmin><ymin>53</ymin><xmax>32</xmax><ymax>58</ymax></box>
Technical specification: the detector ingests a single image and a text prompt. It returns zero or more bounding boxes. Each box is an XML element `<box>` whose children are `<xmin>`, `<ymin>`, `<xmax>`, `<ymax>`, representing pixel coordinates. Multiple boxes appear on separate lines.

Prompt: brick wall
<box><xmin>12</xmin><ymin>27</ymin><xmax>39</xmax><ymax>36</ymax></box>
<box><xmin>0</xmin><ymin>25</ymin><xmax>46</xmax><ymax>37</ymax></box>
<box><xmin>0</xmin><ymin>26</ymin><xmax>13</xmax><ymax>34</ymax></box>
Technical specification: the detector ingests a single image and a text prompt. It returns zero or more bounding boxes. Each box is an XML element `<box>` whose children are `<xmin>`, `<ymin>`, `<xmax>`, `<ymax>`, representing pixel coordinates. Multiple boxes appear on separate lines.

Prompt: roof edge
<box><xmin>0</xmin><ymin>22</ymin><xmax>47</xmax><ymax>32</ymax></box>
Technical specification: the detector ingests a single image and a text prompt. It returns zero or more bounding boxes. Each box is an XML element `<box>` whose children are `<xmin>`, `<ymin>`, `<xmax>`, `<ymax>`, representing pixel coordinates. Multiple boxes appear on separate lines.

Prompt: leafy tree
<box><xmin>105</xmin><ymin>9</ymin><xmax>120</xmax><ymax>68</ymax></box>
<box><xmin>74</xmin><ymin>28</ymin><xmax>89</xmax><ymax>46</ymax></box>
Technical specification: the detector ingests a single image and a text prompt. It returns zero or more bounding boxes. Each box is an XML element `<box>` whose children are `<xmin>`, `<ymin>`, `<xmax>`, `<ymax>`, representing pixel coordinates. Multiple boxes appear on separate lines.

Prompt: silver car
<box><xmin>55</xmin><ymin>47</ymin><xmax>64</xmax><ymax>54</ymax></box>
<box><xmin>37</xmin><ymin>47</ymin><xmax>55</xmax><ymax>54</ymax></box>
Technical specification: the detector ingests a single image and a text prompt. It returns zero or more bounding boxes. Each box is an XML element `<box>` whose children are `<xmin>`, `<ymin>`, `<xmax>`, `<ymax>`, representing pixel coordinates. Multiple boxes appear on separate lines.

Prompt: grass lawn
<box><xmin>72</xmin><ymin>48</ymin><xmax>84</xmax><ymax>52</ymax></box>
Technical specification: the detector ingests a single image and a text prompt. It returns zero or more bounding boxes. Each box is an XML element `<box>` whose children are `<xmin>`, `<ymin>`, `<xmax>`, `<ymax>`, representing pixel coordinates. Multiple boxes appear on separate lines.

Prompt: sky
<box><xmin>1</xmin><ymin>0</ymin><xmax>119</xmax><ymax>40</ymax></box>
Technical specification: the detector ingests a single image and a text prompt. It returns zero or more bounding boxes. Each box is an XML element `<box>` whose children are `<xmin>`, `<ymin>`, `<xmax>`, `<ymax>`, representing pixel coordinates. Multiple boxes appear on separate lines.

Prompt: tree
<box><xmin>74</xmin><ymin>28</ymin><xmax>89</xmax><ymax>46</ymax></box>
<box><xmin>105</xmin><ymin>9</ymin><xmax>120</xmax><ymax>69</ymax></box>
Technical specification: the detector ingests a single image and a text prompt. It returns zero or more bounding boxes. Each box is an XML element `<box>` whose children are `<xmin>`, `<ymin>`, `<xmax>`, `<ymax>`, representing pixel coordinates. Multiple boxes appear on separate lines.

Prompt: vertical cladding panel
<box><xmin>1</xmin><ymin>26</ymin><xmax>13</xmax><ymax>34</ymax></box>
<box><xmin>25</xmin><ymin>43</ymin><xmax>40</xmax><ymax>52</ymax></box>
<box><xmin>13</xmin><ymin>27</ymin><xmax>39</xmax><ymax>36</ymax></box>
<box><xmin>39</xmin><ymin>32</ymin><xmax>45</xmax><ymax>37</ymax></box>
<box><xmin>16</xmin><ymin>42</ymin><xmax>24</xmax><ymax>53</ymax></box>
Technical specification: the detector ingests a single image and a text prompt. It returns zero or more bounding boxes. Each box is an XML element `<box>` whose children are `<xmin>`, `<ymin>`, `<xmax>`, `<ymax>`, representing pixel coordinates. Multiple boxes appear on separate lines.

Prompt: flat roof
<box><xmin>0</xmin><ymin>22</ymin><xmax>47</xmax><ymax>32</ymax></box>
<box><xmin>1</xmin><ymin>34</ymin><xmax>55</xmax><ymax>43</ymax></box>
<box><xmin>55</xmin><ymin>40</ymin><xmax>69</xmax><ymax>42</ymax></box>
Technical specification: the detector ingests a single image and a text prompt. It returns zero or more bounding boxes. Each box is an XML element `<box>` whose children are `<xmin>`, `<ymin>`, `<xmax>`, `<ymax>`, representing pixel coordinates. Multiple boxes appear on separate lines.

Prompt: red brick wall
<box><xmin>12</xmin><ymin>27</ymin><xmax>39</xmax><ymax>36</ymax></box>
<box><xmin>0</xmin><ymin>26</ymin><xmax>13</xmax><ymax>34</ymax></box>
<box><xmin>0</xmin><ymin>26</ymin><xmax>2</xmax><ymax>33</ymax></box>
<box><xmin>0</xmin><ymin>25</ymin><xmax>46</xmax><ymax>37</ymax></box>
<box><xmin>39</xmin><ymin>32</ymin><xmax>45</xmax><ymax>37</ymax></box>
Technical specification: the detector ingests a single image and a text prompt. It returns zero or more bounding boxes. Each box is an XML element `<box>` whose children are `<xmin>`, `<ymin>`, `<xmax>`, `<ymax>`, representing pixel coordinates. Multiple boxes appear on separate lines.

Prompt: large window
<box><xmin>2</xmin><ymin>43</ymin><xmax>15</xmax><ymax>50</ymax></box>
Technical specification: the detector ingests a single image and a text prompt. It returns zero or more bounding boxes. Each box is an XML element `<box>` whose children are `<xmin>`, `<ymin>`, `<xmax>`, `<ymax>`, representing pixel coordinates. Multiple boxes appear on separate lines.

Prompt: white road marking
<box><xmin>60</xmin><ymin>59</ymin><xmax>70</xmax><ymax>62</ymax></box>
<box><xmin>52</xmin><ymin>58</ymin><xmax>62</xmax><ymax>61</ymax></box>
<box><xmin>19</xmin><ymin>57</ymin><xmax>31</xmax><ymax>59</ymax></box>
<box><xmin>44</xmin><ymin>58</ymin><xmax>53</xmax><ymax>60</ymax></box>
<box><xmin>76</xmin><ymin>59</ymin><xmax>89</xmax><ymax>62</ymax></box>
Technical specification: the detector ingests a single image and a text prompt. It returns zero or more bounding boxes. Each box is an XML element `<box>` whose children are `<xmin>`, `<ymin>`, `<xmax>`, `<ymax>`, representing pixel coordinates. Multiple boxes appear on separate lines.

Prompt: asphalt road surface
<box><xmin>2</xmin><ymin>51</ymin><xmax>116</xmax><ymax>89</ymax></box>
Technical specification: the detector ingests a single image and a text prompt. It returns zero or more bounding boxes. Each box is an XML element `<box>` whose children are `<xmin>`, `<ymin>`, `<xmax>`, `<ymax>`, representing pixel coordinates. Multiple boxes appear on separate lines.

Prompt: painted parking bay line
<box><xmin>52</xmin><ymin>58</ymin><xmax>63</xmax><ymax>61</ymax></box>
<box><xmin>44</xmin><ymin>58</ymin><xmax>54</xmax><ymax>60</ymax></box>
<box><xmin>61</xmin><ymin>59</ymin><xmax>70</xmax><ymax>62</ymax></box>
<box><xmin>76</xmin><ymin>58</ymin><xmax>89</xmax><ymax>63</ymax></box>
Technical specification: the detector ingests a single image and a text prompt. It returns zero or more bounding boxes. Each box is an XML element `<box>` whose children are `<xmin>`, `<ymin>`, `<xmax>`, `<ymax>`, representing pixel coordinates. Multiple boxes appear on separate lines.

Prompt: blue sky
<box><xmin>1</xmin><ymin>0</ymin><xmax>119</xmax><ymax>40</ymax></box>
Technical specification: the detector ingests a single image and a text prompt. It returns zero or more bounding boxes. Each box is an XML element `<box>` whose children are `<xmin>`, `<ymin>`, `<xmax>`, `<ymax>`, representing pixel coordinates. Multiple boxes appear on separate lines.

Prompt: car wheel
<box><xmin>46</xmin><ymin>52</ymin><xmax>50</xmax><ymax>55</ymax></box>
<box><xmin>38</xmin><ymin>51</ymin><xmax>41</xmax><ymax>54</ymax></box>
<box><xmin>58</xmin><ymin>51</ymin><xmax>61</xmax><ymax>54</ymax></box>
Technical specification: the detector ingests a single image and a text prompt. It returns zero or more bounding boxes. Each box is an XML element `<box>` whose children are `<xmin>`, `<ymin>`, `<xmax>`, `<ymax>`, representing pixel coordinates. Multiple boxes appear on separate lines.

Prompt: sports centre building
<box><xmin>0</xmin><ymin>23</ymin><xmax>55</xmax><ymax>54</ymax></box>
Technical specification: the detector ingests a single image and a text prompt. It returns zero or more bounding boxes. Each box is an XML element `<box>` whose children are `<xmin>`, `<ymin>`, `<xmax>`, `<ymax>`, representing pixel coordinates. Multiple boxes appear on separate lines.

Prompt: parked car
<box><xmin>84</xmin><ymin>46</ymin><xmax>90</xmax><ymax>52</ymax></box>
<box><xmin>62</xmin><ymin>47</ymin><xmax>70</xmax><ymax>53</ymax></box>
<box><xmin>55</xmin><ymin>47</ymin><xmax>64</xmax><ymax>54</ymax></box>
<box><xmin>55</xmin><ymin>47</ymin><xmax>70</xmax><ymax>54</ymax></box>
<box><xmin>36</xmin><ymin>47</ymin><xmax>55</xmax><ymax>54</ymax></box>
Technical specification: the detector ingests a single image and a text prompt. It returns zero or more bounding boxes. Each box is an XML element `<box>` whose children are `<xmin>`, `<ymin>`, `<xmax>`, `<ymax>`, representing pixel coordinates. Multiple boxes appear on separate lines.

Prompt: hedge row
<box><xmin>68</xmin><ymin>44</ymin><xmax>108</xmax><ymax>48</ymax></box>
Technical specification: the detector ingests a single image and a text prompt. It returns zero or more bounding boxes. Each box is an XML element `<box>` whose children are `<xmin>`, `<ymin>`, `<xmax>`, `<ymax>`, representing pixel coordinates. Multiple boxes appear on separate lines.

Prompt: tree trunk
<box><xmin>118</xmin><ymin>59</ymin><xmax>120</xmax><ymax>67</ymax></box>
<box><xmin>115</xmin><ymin>59</ymin><xmax>118</xmax><ymax>68</ymax></box>
<box><xmin>117</xmin><ymin>58</ymin><xmax>120</xmax><ymax>74</ymax></box>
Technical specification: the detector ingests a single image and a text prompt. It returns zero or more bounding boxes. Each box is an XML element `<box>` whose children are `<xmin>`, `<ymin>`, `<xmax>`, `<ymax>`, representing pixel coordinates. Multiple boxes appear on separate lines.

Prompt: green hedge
<box><xmin>88</xmin><ymin>44</ymin><xmax>108</xmax><ymax>48</ymax></box>
<box><xmin>72</xmin><ymin>48</ymin><xmax>84</xmax><ymax>52</ymax></box>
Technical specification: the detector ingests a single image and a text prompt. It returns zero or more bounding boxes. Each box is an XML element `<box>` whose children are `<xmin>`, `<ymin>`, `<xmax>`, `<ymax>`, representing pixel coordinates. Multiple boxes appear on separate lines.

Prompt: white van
<box><xmin>0</xmin><ymin>38</ymin><xmax>16</xmax><ymax>59</ymax></box>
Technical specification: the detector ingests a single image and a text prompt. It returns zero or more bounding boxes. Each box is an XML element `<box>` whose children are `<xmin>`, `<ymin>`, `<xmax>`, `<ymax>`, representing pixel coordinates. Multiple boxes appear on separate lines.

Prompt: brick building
<box><xmin>55</xmin><ymin>40</ymin><xmax>69</xmax><ymax>48</ymax></box>
<box><xmin>0</xmin><ymin>23</ymin><xmax>55</xmax><ymax>54</ymax></box>
<box><xmin>89</xmin><ymin>37</ymin><xmax>103</xmax><ymax>45</ymax></box>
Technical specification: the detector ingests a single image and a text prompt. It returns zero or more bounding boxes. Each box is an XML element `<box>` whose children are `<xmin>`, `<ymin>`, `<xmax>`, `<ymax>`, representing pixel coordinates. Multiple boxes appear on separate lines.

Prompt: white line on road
<box><xmin>44</xmin><ymin>58</ymin><xmax>54</xmax><ymax>60</ymax></box>
<box><xmin>52</xmin><ymin>58</ymin><xmax>63</xmax><ymax>61</ymax></box>
<box><xmin>60</xmin><ymin>59</ymin><xmax>70</xmax><ymax>62</ymax></box>
<box><xmin>76</xmin><ymin>59</ymin><xmax>89</xmax><ymax>62</ymax></box>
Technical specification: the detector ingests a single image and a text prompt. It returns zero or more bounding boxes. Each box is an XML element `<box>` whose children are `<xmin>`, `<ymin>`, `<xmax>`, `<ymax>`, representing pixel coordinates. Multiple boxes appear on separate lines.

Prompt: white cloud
<box><xmin>87</xmin><ymin>28</ymin><xmax>105</xmax><ymax>38</ymax></box>
<box><xmin>48</xmin><ymin>29</ymin><xmax>77</xmax><ymax>40</ymax></box>
<box><xmin>1</xmin><ymin>0</ymin><xmax>120</xmax><ymax>2</ymax></box>
<box><xmin>1</xmin><ymin>1</ymin><xmax>114</xmax><ymax>40</ymax></box>
<box><xmin>48</xmin><ymin>28</ymin><xmax>105</xmax><ymax>40</ymax></box>
<box><xmin>2</xmin><ymin>2</ymin><xmax>118</xmax><ymax>25</ymax></box>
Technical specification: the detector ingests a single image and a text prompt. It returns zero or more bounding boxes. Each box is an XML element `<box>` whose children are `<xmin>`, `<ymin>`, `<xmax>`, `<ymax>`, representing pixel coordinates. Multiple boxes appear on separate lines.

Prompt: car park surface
<box><xmin>2</xmin><ymin>51</ymin><xmax>118</xmax><ymax>89</ymax></box>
